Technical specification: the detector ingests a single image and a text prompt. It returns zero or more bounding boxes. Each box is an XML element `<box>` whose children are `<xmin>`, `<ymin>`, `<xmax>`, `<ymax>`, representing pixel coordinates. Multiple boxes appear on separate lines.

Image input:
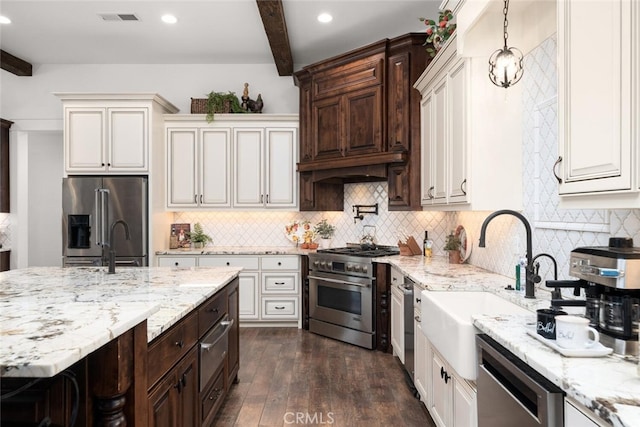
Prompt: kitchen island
<box><xmin>0</xmin><ymin>266</ymin><xmax>241</xmax><ymax>426</ymax></box>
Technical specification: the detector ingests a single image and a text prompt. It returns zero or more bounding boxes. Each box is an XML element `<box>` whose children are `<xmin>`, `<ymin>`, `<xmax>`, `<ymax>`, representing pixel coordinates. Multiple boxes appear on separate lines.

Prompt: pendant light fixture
<box><xmin>488</xmin><ymin>0</ymin><xmax>523</xmax><ymax>88</ymax></box>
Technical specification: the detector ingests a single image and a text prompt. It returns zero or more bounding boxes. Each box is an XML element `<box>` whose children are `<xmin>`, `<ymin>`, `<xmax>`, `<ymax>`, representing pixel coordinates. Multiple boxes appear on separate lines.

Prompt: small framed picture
<box><xmin>170</xmin><ymin>223</ymin><xmax>191</xmax><ymax>249</ymax></box>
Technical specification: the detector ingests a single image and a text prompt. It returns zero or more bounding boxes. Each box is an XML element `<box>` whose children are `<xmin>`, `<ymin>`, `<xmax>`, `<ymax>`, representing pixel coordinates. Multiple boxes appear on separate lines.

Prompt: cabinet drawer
<box><xmin>261</xmin><ymin>297</ymin><xmax>299</xmax><ymax>319</ymax></box>
<box><xmin>312</xmin><ymin>53</ymin><xmax>385</xmax><ymax>99</ymax></box>
<box><xmin>262</xmin><ymin>272</ymin><xmax>299</xmax><ymax>293</ymax></box>
<box><xmin>147</xmin><ymin>312</ymin><xmax>198</xmax><ymax>389</ymax></box>
<box><xmin>198</xmin><ymin>256</ymin><xmax>259</xmax><ymax>270</ymax></box>
<box><xmin>157</xmin><ymin>256</ymin><xmax>197</xmax><ymax>267</ymax></box>
<box><xmin>201</xmin><ymin>368</ymin><xmax>226</xmax><ymax>424</ymax></box>
<box><xmin>198</xmin><ymin>289</ymin><xmax>228</xmax><ymax>338</ymax></box>
<box><xmin>261</xmin><ymin>256</ymin><xmax>299</xmax><ymax>270</ymax></box>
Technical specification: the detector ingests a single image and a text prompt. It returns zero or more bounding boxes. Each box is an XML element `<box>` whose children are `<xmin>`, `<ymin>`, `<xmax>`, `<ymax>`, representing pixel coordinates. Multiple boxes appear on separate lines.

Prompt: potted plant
<box><xmin>444</xmin><ymin>232</ymin><xmax>462</xmax><ymax>264</ymax></box>
<box><xmin>205</xmin><ymin>91</ymin><xmax>246</xmax><ymax>123</ymax></box>
<box><xmin>188</xmin><ymin>223</ymin><xmax>212</xmax><ymax>249</ymax></box>
<box><xmin>314</xmin><ymin>219</ymin><xmax>336</xmax><ymax>249</ymax></box>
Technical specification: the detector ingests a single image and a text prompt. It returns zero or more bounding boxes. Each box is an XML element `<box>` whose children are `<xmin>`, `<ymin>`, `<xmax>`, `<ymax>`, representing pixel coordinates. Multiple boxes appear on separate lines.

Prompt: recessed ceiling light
<box><xmin>317</xmin><ymin>13</ymin><xmax>333</xmax><ymax>24</ymax></box>
<box><xmin>0</xmin><ymin>16</ymin><xmax>11</xmax><ymax>25</ymax></box>
<box><xmin>161</xmin><ymin>14</ymin><xmax>177</xmax><ymax>24</ymax></box>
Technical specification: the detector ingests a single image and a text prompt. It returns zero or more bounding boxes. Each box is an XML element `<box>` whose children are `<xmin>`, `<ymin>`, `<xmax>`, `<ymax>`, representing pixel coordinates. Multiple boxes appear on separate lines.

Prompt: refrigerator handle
<box><xmin>95</xmin><ymin>189</ymin><xmax>102</xmax><ymax>246</ymax></box>
<box><xmin>102</xmin><ymin>189</ymin><xmax>110</xmax><ymax>246</ymax></box>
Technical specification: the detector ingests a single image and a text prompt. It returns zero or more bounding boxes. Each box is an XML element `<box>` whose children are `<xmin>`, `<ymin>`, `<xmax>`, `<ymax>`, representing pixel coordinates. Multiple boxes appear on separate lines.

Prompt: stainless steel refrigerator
<box><xmin>62</xmin><ymin>176</ymin><xmax>148</xmax><ymax>267</ymax></box>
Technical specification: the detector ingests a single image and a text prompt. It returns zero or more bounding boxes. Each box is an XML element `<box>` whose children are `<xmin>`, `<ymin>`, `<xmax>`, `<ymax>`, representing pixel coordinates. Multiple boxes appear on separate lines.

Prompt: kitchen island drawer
<box><xmin>198</xmin><ymin>256</ymin><xmax>259</xmax><ymax>270</ymax></box>
<box><xmin>147</xmin><ymin>311</ymin><xmax>198</xmax><ymax>389</ymax></box>
<box><xmin>262</xmin><ymin>273</ymin><xmax>299</xmax><ymax>293</ymax></box>
<box><xmin>261</xmin><ymin>297</ymin><xmax>299</xmax><ymax>319</ymax></box>
<box><xmin>157</xmin><ymin>256</ymin><xmax>197</xmax><ymax>267</ymax></box>
<box><xmin>198</xmin><ymin>289</ymin><xmax>228</xmax><ymax>337</ymax></box>
<box><xmin>261</xmin><ymin>256</ymin><xmax>299</xmax><ymax>270</ymax></box>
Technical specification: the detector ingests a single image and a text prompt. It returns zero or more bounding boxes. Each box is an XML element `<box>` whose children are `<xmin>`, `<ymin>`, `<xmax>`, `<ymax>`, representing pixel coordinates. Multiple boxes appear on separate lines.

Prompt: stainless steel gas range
<box><xmin>307</xmin><ymin>245</ymin><xmax>399</xmax><ymax>349</ymax></box>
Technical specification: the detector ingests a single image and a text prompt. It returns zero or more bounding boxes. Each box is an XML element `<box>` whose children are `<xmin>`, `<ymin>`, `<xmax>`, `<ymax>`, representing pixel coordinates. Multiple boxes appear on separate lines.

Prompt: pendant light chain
<box><xmin>502</xmin><ymin>0</ymin><xmax>510</xmax><ymax>48</ymax></box>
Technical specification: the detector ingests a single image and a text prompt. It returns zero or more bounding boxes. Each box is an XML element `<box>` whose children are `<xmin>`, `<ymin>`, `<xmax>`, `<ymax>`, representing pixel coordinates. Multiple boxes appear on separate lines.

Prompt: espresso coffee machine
<box><xmin>548</xmin><ymin>237</ymin><xmax>640</xmax><ymax>356</ymax></box>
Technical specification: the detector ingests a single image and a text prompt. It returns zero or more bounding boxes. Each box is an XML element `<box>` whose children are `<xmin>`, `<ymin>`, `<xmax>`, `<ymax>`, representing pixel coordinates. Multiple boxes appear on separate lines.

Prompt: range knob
<box><xmin>346</xmin><ymin>264</ymin><xmax>353</xmax><ymax>272</ymax></box>
<box><xmin>313</xmin><ymin>260</ymin><xmax>320</xmax><ymax>268</ymax></box>
<box><xmin>362</xmin><ymin>265</ymin><xmax>368</xmax><ymax>274</ymax></box>
<box><xmin>320</xmin><ymin>261</ymin><xmax>327</xmax><ymax>269</ymax></box>
<box><xmin>353</xmin><ymin>265</ymin><xmax>361</xmax><ymax>273</ymax></box>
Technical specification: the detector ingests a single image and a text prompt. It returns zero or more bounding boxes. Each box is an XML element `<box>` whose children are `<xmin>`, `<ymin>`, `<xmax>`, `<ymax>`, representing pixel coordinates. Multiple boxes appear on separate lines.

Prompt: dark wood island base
<box><xmin>1</xmin><ymin>277</ymin><xmax>240</xmax><ymax>427</ymax></box>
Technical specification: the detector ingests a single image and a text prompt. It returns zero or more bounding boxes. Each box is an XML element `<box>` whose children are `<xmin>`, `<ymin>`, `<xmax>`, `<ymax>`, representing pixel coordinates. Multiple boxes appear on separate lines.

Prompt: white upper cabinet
<box><xmin>557</xmin><ymin>0</ymin><xmax>639</xmax><ymax>208</ymax></box>
<box><xmin>415</xmin><ymin>35</ymin><xmax>521</xmax><ymax>211</ymax></box>
<box><xmin>166</xmin><ymin>127</ymin><xmax>232</xmax><ymax>208</ymax></box>
<box><xmin>165</xmin><ymin>115</ymin><xmax>298</xmax><ymax>211</ymax></box>
<box><xmin>57</xmin><ymin>93</ymin><xmax>178</xmax><ymax>174</ymax></box>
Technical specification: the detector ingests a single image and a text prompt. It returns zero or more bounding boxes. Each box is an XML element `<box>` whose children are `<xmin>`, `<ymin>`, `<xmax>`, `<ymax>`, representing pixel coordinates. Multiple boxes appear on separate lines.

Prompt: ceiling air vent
<box><xmin>99</xmin><ymin>13</ymin><xmax>140</xmax><ymax>22</ymax></box>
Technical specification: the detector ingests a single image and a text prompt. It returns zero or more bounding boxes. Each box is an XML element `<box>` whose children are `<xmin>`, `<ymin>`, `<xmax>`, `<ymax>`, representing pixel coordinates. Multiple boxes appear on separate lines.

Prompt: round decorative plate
<box><xmin>455</xmin><ymin>225</ymin><xmax>472</xmax><ymax>263</ymax></box>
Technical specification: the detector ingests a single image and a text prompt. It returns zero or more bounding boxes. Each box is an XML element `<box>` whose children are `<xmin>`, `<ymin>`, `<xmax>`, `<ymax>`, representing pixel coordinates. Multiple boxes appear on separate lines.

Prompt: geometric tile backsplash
<box><xmin>175</xmin><ymin>33</ymin><xmax>640</xmax><ymax>289</ymax></box>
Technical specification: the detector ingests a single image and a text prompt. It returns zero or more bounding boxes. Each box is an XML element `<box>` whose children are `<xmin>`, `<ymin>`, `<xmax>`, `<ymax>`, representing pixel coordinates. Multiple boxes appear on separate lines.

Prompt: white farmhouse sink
<box><xmin>420</xmin><ymin>290</ymin><xmax>531</xmax><ymax>381</ymax></box>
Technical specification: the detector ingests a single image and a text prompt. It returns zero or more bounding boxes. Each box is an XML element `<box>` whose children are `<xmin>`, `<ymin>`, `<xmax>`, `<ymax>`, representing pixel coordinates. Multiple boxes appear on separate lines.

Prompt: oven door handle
<box><xmin>308</xmin><ymin>275</ymin><xmax>371</xmax><ymax>288</ymax></box>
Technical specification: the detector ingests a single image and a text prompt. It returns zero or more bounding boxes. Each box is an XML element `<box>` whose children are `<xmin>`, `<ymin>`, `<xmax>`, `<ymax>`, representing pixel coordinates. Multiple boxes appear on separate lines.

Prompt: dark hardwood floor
<box><xmin>213</xmin><ymin>328</ymin><xmax>436</xmax><ymax>427</ymax></box>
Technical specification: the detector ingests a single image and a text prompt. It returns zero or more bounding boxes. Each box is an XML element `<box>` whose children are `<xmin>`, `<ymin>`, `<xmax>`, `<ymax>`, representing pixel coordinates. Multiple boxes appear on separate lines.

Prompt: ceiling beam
<box><xmin>1</xmin><ymin>50</ymin><xmax>33</xmax><ymax>76</ymax></box>
<box><xmin>256</xmin><ymin>0</ymin><xmax>294</xmax><ymax>76</ymax></box>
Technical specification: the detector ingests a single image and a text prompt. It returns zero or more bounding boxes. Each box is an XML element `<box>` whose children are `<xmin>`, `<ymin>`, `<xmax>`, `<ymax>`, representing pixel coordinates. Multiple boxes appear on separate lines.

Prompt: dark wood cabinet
<box><xmin>0</xmin><ymin>119</ymin><xmax>11</xmax><ymax>213</ymax></box>
<box><xmin>0</xmin><ymin>251</ymin><xmax>9</xmax><ymax>271</ymax></box>
<box><xmin>295</xmin><ymin>34</ymin><xmax>428</xmax><ymax>211</ymax></box>
<box><xmin>149</xmin><ymin>347</ymin><xmax>198</xmax><ymax>427</ymax></box>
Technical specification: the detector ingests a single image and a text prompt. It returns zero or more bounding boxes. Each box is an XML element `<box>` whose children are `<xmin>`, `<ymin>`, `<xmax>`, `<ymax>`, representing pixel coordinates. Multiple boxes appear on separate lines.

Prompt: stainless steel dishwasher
<box><xmin>476</xmin><ymin>334</ymin><xmax>564</xmax><ymax>427</ymax></box>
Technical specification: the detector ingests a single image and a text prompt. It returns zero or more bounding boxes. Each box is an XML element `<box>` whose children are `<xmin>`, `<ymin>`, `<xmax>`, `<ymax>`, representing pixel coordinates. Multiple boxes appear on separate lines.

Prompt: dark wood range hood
<box><xmin>294</xmin><ymin>33</ymin><xmax>430</xmax><ymax>211</ymax></box>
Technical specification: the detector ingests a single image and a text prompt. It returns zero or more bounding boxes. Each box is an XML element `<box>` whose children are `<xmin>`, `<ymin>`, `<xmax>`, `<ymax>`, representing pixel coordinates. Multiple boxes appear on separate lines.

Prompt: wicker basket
<box><xmin>190</xmin><ymin>97</ymin><xmax>232</xmax><ymax>114</ymax></box>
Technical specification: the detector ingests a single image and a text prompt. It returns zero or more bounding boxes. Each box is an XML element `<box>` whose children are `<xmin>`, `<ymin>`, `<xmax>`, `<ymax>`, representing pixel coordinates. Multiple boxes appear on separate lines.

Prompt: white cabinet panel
<box><xmin>261</xmin><ymin>297</ymin><xmax>299</xmax><ymax>319</ymax></box>
<box><xmin>197</xmin><ymin>256</ymin><xmax>260</xmax><ymax>270</ymax></box>
<box><xmin>558</xmin><ymin>0</ymin><xmax>636</xmax><ymax>198</ymax></box>
<box><xmin>238</xmin><ymin>272</ymin><xmax>260</xmax><ymax>320</ymax></box>
<box><xmin>156</xmin><ymin>256</ymin><xmax>197</xmax><ymax>267</ymax></box>
<box><xmin>565</xmin><ymin>399</ymin><xmax>605</xmax><ymax>427</ymax></box>
<box><xmin>452</xmin><ymin>377</ymin><xmax>477</xmax><ymax>427</ymax></box>
<box><xmin>262</xmin><ymin>273</ymin><xmax>298</xmax><ymax>293</ymax></box>
<box><xmin>200</xmin><ymin>128</ymin><xmax>231</xmax><ymax>207</ymax></box>
<box><xmin>167</xmin><ymin>129</ymin><xmax>198</xmax><ymax>207</ymax></box>
<box><xmin>108</xmin><ymin>108</ymin><xmax>147</xmax><ymax>171</ymax></box>
<box><xmin>432</xmin><ymin>78</ymin><xmax>448</xmax><ymax>204</ymax></box>
<box><xmin>420</xmin><ymin>94</ymin><xmax>434</xmax><ymax>204</ymax></box>
<box><xmin>261</xmin><ymin>256</ymin><xmax>299</xmax><ymax>270</ymax></box>
<box><xmin>391</xmin><ymin>285</ymin><xmax>404</xmax><ymax>363</ymax></box>
<box><xmin>266</xmin><ymin>128</ymin><xmax>298</xmax><ymax>207</ymax></box>
<box><xmin>447</xmin><ymin>60</ymin><xmax>467</xmax><ymax>203</ymax></box>
<box><xmin>65</xmin><ymin>108</ymin><xmax>106</xmax><ymax>171</ymax></box>
<box><xmin>233</xmin><ymin>128</ymin><xmax>264</xmax><ymax>207</ymax></box>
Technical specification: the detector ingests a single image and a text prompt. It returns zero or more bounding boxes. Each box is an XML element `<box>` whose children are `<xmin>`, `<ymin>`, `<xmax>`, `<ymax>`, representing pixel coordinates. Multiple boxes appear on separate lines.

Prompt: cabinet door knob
<box><xmin>226</xmin><ymin>262</ymin><xmax>230</xmax><ymax>266</ymax></box>
<box><xmin>277</xmin><ymin>262</ymin><xmax>282</xmax><ymax>266</ymax></box>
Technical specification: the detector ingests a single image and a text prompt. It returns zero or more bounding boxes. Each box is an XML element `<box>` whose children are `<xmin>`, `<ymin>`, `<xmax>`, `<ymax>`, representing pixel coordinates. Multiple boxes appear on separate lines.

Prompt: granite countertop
<box><xmin>382</xmin><ymin>255</ymin><xmax>640</xmax><ymax>427</ymax></box>
<box><xmin>156</xmin><ymin>246</ymin><xmax>314</xmax><ymax>256</ymax></box>
<box><xmin>0</xmin><ymin>266</ymin><xmax>241</xmax><ymax>378</ymax></box>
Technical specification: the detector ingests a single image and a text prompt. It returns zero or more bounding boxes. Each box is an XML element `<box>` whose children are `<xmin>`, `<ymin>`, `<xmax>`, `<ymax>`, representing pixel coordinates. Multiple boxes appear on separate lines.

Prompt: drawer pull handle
<box><xmin>414</xmin><ymin>315</ymin><xmax>421</xmax><ymax>322</ymax></box>
<box><xmin>275</xmin><ymin>306</ymin><xmax>286</xmax><ymax>310</ymax></box>
<box><xmin>275</xmin><ymin>282</ymin><xmax>285</xmax><ymax>285</ymax></box>
<box><xmin>416</xmin><ymin>298</ymin><xmax>421</xmax><ymax>303</ymax></box>
<box><xmin>175</xmin><ymin>340</ymin><xmax>184</xmax><ymax>348</ymax></box>
<box><xmin>207</xmin><ymin>307</ymin><xmax>219</xmax><ymax>313</ymax></box>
